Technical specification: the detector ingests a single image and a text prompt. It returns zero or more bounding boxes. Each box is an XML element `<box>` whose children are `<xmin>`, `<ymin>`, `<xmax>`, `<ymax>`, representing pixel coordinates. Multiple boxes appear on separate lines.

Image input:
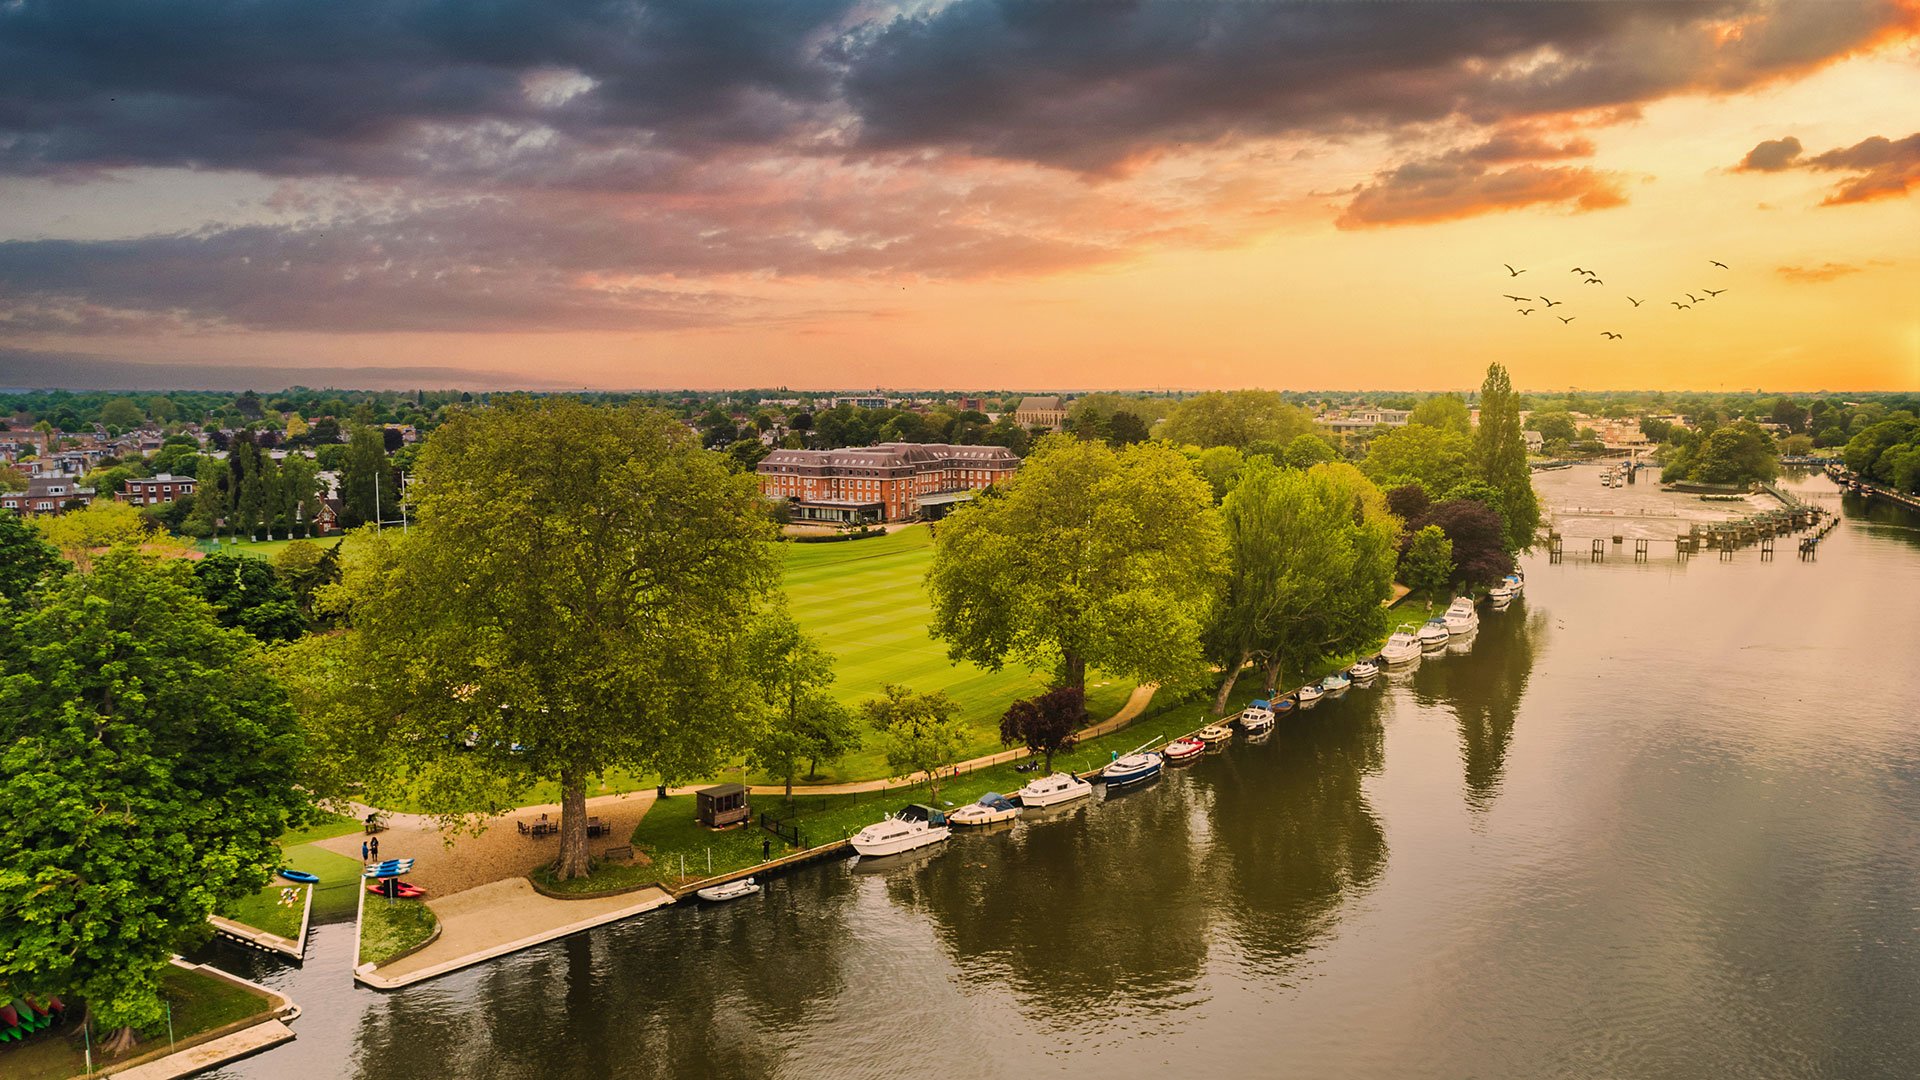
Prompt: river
<box><xmin>199</xmin><ymin>471</ymin><xmax>1920</xmax><ymax>1079</ymax></box>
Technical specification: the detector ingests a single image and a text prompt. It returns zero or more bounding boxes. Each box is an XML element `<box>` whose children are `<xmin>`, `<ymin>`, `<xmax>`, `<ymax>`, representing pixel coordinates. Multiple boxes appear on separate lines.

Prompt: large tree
<box><xmin>338</xmin><ymin>423</ymin><xmax>388</xmax><ymax>527</ymax></box>
<box><xmin>745</xmin><ymin>610</ymin><xmax>854</xmax><ymax>800</ymax></box>
<box><xmin>1409</xmin><ymin>393</ymin><xmax>1472</xmax><ymax>436</ymax></box>
<box><xmin>0</xmin><ymin>550</ymin><xmax>305</xmax><ymax>1052</ymax></box>
<box><xmin>303</xmin><ymin>399</ymin><xmax>778</xmax><ymax>879</ymax></box>
<box><xmin>194</xmin><ymin>552</ymin><xmax>306</xmax><ymax>643</ymax></box>
<box><xmin>1361</xmin><ymin>423</ymin><xmax>1476</xmax><ymax>496</ymax></box>
<box><xmin>1158</xmin><ymin>390</ymin><xmax>1317</xmax><ymax>449</ymax></box>
<box><xmin>927</xmin><ymin>436</ymin><xmax>1225</xmax><ymax>695</ymax></box>
<box><xmin>1207</xmin><ymin>460</ymin><xmax>1398</xmax><ymax>710</ymax></box>
<box><xmin>1474</xmin><ymin>363</ymin><xmax>1541</xmax><ymax>552</ymax></box>
<box><xmin>1408</xmin><ymin>499</ymin><xmax>1512</xmax><ymax>589</ymax></box>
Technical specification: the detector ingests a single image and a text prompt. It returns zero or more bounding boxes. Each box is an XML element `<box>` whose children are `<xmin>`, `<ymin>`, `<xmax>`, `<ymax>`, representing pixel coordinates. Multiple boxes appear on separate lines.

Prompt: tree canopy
<box><xmin>1405</xmin><ymin>499</ymin><xmax>1512</xmax><ymax>589</ymax></box>
<box><xmin>1206</xmin><ymin>459</ymin><xmax>1398</xmax><ymax>710</ymax></box>
<box><xmin>0</xmin><ymin>550</ymin><xmax>306</xmax><ymax>1048</ymax></box>
<box><xmin>1473</xmin><ymin>363</ymin><xmax>1541</xmax><ymax>552</ymax></box>
<box><xmin>1361</xmin><ymin>424</ymin><xmax>1475</xmax><ymax>496</ymax></box>
<box><xmin>1000</xmin><ymin>687</ymin><xmax>1087</xmax><ymax>772</ymax></box>
<box><xmin>1663</xmin><ymin>419</ymin><xmax>1781</xmax><ymax>486</ymax></box>
<box><xmin>1409</xmin><ymin>393</ymin><xmax>1472</xmax><ymax>436</ymax></box>
<box><xmin>297</xmin><ymin>398</ymin><xmax>779</xmax><ymax>879</ymax></box>
<box><xmin>745</xmin><ymin>610</ymin><xmax>856</xmax><ymax>799</ymax></box>
<box><xmin>0</xmin><ymin>510</ymin><xmax>59</xmax><ymax>607</ymax></box>
<box><xmin>864</xmin><ymin>685</ymin><xmax>967</xmax><ymax>801</ymax></box>
<box><xmin>1158</xmin><ymin>391</ymin><xmax>1317</xmax><ymax>450</ymax></box>
<box><xmin>927</xmin><ymin>436</ymin><xmax>1226</xmax><ymax>695</ymax></box>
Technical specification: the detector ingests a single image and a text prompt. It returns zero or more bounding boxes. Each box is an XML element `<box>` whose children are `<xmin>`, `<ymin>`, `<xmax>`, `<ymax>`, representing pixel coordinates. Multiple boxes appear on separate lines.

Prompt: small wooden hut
<box><xmin>695</xmin><ymin>783</ymin><xmax>750</xmax><ymax>828</ymax></box>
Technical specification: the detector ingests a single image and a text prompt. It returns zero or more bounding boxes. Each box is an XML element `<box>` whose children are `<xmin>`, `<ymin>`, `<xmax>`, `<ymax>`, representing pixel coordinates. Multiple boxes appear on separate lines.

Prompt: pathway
<box><xmin>111</xmin><ymin>1021</ymin><xmax>295</xmax><ymax>1080</ymax></box>
<box><xmin>356</xmin><ymin>878</ymin><xmax>674</xmax><ymax>990</ymax></box>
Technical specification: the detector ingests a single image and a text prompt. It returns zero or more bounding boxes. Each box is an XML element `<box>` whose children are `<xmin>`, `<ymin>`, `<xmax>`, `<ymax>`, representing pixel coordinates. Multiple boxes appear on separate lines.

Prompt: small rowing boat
<box><xmin>696</xmin><ymin>877</ymin><xmax>761</xmax><ymax>902</ymax></box>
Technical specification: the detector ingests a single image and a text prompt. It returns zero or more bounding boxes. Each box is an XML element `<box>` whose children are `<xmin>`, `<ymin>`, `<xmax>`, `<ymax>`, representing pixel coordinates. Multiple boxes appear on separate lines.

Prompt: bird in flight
<box><xmin>1703</xmin><ymin>288</ymin><xmax>1726</xmax><ymax>297</ymax></box>
<box><xmin>1584</xmin><ymin>278</ymin><xmax>1604</xmax><ymax>285</ymax></box>
<box><xmin>1672</xmin><ymin>302</ymin><xmax>1692</xmax><ymax>310</ymax></box>
<box><xmin>1504</xmin><ymin>264</ymin><xmax>1527</xmax><ymax>276</ymax></box>
<box><xmin>1602</xmin><ymin>332</ymin><xmax>1622</xmax><ymax>339</ymax></box>
<box><xmin>1628</xmin><ymin>297</ymin><xmax>1644</xmax><ymax>307</ymax></box>
<box><xmin>1503</xmin><ymin>294</ymin><xmax>1533</xmax><ymax>302</ymax></box>
<box><xmin>1540</xmin><ymin>295</ymin><xmax>1562</xmax><ymax>307</ymax></box>
<box><xmin>1686</xmin><ymin>293</ymin><xmax>1701</xmax><ymax>303</ymax></box>
<box><xmin>1517</xmin><ymin>308</ymin><xmax>1535</xmax><ymax>315</ymax></box>
<box><xmin>1711</xmin><ymin>260</ymin><xmax>1729</xmax><ymax>269</ymax></box>
<box><xmin>1571</xmin><ymin>267</ymin><xmax>1589</xmax><ymax>275</ymax></box>
<box><xmin>1558</xmin><ymin>316</ymin><xmax>1576</xmax><ymax>324</ymax></box>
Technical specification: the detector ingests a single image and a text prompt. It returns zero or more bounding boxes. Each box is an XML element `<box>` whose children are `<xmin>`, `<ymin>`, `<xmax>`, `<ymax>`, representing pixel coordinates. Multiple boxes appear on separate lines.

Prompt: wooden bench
<box><xmin>600</xmin><ymin>844</ymin><xmax>633</xmax><ymax>862</ymax></box>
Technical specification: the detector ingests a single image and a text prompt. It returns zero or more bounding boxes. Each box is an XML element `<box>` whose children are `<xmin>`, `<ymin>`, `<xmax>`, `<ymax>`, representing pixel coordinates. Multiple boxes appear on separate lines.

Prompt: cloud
<box><xmin>1735</xmin><ymin>131</ymin><xmax>1920</xmax><ymax>203</ymax></box>
<box><xmin>1335</xmin><ymin>131</ymin><xmax>1625</xmax><ymax>228</ymax></box>
<box><xmin>1739</xmin><ymin>136</ymin><xmax>1804</xmax><ymax>171</ymax></box>
<box><xmin>1775</xmin><ymin>262</ymin><xmax>1863</xmax><ymax>284</ymax></box>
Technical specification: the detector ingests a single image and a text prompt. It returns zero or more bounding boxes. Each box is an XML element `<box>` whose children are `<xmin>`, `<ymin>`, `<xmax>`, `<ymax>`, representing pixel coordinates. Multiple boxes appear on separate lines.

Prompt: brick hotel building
<box><xmin>757</xmin><ymin>443</ymin><xmax>1020</xmax><ymax>524</ymax></box>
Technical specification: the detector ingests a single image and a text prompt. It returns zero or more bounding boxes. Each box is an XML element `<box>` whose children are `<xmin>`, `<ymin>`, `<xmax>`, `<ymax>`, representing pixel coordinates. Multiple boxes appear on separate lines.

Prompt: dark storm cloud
<box><xmin>3</xmin><ymin>0</ymin><xmax>1910</xmax><ymax>181</ymax></box>
<box><xmin>0</xmin><ymin>0</ymin><xmax>858</xmax><ymax>179</ymax></box>
<box><xmin>1735</xmin><ymin>132</ymin><xmax>1920</xmax><ymax>204</ymax></box>
<box><xmin>840</xmin><ymin>0</ymin><xmax>1911</xmax><ymax>172</ymax></box>
<box><xmin>1335</xmin><ymin>130</ymin><xmax>1622</xmax><ymax>228</ymax></box>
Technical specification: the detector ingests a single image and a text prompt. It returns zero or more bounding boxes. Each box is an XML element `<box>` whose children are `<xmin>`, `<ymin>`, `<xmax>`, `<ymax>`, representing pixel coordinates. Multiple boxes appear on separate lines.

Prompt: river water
<box><xmin>202</xmin><ymin>471</ymin><xmax>1920</xmax><ymax>1080</ymax></box>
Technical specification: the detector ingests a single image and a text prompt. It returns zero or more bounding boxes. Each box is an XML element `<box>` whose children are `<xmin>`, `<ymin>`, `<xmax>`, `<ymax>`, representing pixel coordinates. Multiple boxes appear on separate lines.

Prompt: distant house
<box><xmin>1012</xmin><ymin>396</ymin><xmax>1067</xmax><ymax>431</ymax></box>
<box><xmin>116</xmin><ymin>473</ymin><xmax>198</xmax><ymax>506</ymax></box>
<box><xmin>2</xmin><ymin>476</ymin><xmax>95</xmax><ymax>516</ymax></box>
<box><xmin>1319</xmin><ymin>408</ymin><xmax>1412</xmax><ymax>434</ymax></box>
<box><xmin>1524</xmin><ymin>430</ymin><xmax>1545</xmax><ymax>452</ymax></box>
<box><xmin>312</xmin><ymin>498</ymin><xmax>344</xmax><ymax>535</ymax></box>
<box><xmin>758</xmin><ymin>442</ymin><xmax>1020</xmax><ymax>524</ymax></box>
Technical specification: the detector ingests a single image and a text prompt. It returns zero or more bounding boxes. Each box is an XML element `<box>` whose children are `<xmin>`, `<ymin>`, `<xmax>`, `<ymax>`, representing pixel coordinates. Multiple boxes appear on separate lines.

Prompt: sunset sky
<box><xmin>1</xmin><ymin>1</ymin><xmax>1916</xmax><ymax>392</ymax></box>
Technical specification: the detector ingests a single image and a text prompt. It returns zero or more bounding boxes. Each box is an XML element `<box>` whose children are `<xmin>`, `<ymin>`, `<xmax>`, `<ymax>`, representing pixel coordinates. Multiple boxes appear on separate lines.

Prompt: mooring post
<box><xmin>1591</xmin><ymin>538</ymin><xmax>1605</xmax><ymax>562</ymax></box>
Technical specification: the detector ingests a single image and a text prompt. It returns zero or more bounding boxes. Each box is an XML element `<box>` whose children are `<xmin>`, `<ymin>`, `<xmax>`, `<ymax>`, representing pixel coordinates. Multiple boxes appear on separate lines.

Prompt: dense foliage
<box><xmin>1843</xmin><ymin>415</ymin><xmax>1920</xmax><ymax>494</ymax></box>
<box><xmin>0</xmin><ymin>550</ymin><xmax>306</xmax><ymax>1047</ymax></box>
<box><xmin>1661</xmin><ymin>420</ymin><xmax>1780</xmax><ymax>486</ymax></box>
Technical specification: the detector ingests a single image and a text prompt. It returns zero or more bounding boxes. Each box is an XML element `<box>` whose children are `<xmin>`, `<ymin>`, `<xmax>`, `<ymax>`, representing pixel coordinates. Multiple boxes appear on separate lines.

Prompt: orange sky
<box><xmin>0</xmin><ymin>2</ymin><xmax>1916</xmax><ymax>391</ymax></box>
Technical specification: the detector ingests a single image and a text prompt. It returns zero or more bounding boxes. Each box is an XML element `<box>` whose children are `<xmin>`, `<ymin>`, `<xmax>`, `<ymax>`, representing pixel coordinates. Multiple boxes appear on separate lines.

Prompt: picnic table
<box><xmin>588</xmin><ymin>817</ymin><xmax>608</xmax><ymax>838</ymax></box>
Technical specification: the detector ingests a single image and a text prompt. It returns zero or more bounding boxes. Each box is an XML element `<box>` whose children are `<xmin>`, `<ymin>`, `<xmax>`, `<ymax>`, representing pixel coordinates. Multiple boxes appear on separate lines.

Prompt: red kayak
<box><xmin>365</xmin><ymin>880</ymin><xmax>427</xmax><ymax>899</ymax></box>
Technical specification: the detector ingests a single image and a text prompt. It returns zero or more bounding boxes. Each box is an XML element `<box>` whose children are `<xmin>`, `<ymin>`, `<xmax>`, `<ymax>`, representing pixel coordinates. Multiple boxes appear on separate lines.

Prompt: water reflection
<box><xmin>1409</xmin><ymin>599</ymin><xmax>1545</xmax><ymax>811</ymax></box>
<box><xmin>1205</xmin><ymin>696</ymin><xmax>1388</xmax><ymax>969</ymax></box>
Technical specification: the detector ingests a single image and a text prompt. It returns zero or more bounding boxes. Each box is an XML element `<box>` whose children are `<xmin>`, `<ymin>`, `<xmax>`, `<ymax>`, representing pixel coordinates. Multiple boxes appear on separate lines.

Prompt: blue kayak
<box><xmin>277</xmin><ymin>868</ymin><xmax>320</xmax><ymax>884</ymax></box>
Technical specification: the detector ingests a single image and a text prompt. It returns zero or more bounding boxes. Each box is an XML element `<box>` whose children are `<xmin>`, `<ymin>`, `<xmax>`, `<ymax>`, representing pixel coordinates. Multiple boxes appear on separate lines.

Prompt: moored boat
<box><xmin>1443</xmin><ymin>596</ymin><xmax>1479</xmax><ymax>634</ymax></box>
<box><xmin>948</xmin><ymin>793</ymin><xmax>1019</xmax><ymax>826</ymax></box>
<box><xmin>1164</xmin><ymin>735</ymin><xmax>1204</xmax><ymax>762</ymax></box>
<box><xmin>1238</xmin><ymin>702</ymin><xmax>1276</xmax><ymax>732</ymax></box>
<box><xmin>1320</xmin><ymin>672</ymin><xmax>1351</xmax><ymax>693</ymax></box>
<box><xmin>1488</xmin><ymin>577</ymin><xmax>1518</xmax><ymax>602</ymax></box>
<box><xmin>1296</xmin><ymin>683</ymin><xmax>1325</xmax><ymax>706</ymax></box>
<box><xmin>851</xmin><ymin>814</ymin><xmax>950</xmax><ymax>858</ymax></box>
<box><xmin>1015</xmin><ymin>771</ymin><xmax>1093</xmax><ymax>807</ymax></box>
<box><xmin>1349</xmin><ymin>659</ymin><xmax>1379</xmax><ymax>681</ymax></box>
<box><xmin>696</xmin><ymin>877</ymin><xmax>761</xmax><ymax>902</ymax></box>
<box><xmin>1417</xmin><ymin>618</ymin><xmax>1451</xmax><ymax>649</ymax></box>
<box><xmin>1196</xmin><ymin>723</ymin><xmax>1233</xmax><ymax>745</ymax></box>
<box><xmin>1101</xmin><ymin>750</ymin><xmax>1164</xmax><ymax>787</ymax></box>
<box><xmin>1380</xmin><ymin>624</ymin><xmax>1422</xmax><ymax>665</ymax></box>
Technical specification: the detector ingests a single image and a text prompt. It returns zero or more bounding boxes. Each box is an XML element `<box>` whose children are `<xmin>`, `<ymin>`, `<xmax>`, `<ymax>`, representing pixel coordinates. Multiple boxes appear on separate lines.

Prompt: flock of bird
<box><xmin>1498</xmin><ymin>260</ymin><xmax>1731</xmax><ymax>340</ymax></box>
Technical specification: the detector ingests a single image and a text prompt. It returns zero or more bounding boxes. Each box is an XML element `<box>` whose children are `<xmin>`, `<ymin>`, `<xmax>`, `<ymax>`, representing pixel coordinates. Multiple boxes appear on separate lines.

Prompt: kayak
<box><xmin>277</xmin><ymin>868</ymin><xmax>321</xmax><ymax>884</ymax></box>
<box><xmin>365</xmin><ymin>880</ymin><xmax>427</xmax><ymax>899</ymax></box>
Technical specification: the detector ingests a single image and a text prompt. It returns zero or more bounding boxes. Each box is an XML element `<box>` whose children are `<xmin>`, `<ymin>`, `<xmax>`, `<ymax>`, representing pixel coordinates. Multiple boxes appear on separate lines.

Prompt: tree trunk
<box><xmin>552</xmin><ymin>769</ymin><xmax>592</xmax><ymax>881</ymax></box>
<box><xmin>1062</xmin><ymin>650</ymin><xmax>1086</xmax><ymax>694</ymax></box>
<box><xmin>101</xmin><ymin>1024</ymin><xmax>137</xmax><ymax>1055</ymax></box>
<box><xmin>1262</xmin><ymin>650</ymin><xmax>1284</xmax><ymax>696</ymax></box>
<box><xmin>1211</xmin><ymin>649</ymin><xmax>1251</xmax><ymax>715</ymax></box>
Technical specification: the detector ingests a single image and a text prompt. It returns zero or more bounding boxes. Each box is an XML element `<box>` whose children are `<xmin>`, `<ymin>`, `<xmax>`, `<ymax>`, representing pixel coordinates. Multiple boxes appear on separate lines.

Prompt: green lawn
<box><xmin>279</xmin><ymin>810</ymin><xmax>363</xmax><ymax>846</ymax></box>
<box><xmin>359</xmin><ymin>897</ymin><xmax>438</xmax><ymax>967</ymax></box>
<box><xmin>198</xmin><ymin>537</ymin><xmax>299</xmax><ymax>560</ymax></box>
<box><xmin>782</xmin><ymin>526</ymin><xmax>1132</xmax><ymax>781</ymax></box>
<box><xmin>218</xmin><ymin>830</ymin><xmax>366</xmax><ymax>938</ymax></box>
<box><xmin>1</xmin><ymin>966</ymin><xmax>274</xmax><ymax>1080</ymax></box>
<box><xmin>221</xmin><ymin>881</ymin><xmax>306</xmax><ymax>940</ymax></box>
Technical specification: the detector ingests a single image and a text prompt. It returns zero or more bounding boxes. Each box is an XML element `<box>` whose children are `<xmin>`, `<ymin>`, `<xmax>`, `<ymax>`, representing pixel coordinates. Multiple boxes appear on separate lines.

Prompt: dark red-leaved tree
<box><xmin>1385</xmin><ymin>483</ymin><xmax>1431</xmax><ymax>523</ymax></box>
<box><xmin>1408</xmin><ymin>499</ymin><xmax>1513</xmax><ymax>589</ymax></box>
<box><xmin>1000</xmin><ymin>687</ymin><xmax>1088</xmax><ymax>772</ymax></box>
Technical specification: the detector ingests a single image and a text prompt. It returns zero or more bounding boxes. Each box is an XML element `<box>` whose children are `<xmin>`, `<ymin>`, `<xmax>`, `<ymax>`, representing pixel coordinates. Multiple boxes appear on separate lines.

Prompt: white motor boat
<box><xmin>851</xmin><ymin>815</ymin><xmax>950</xmax><ymax>858</ymax></box>
<box><xmin>1380</xmin><ymin>625</ymin><xmax>1422</xmax><ymax>665</ymax></box>
<box><xmin>1296</xmin><ymin>683</ymin><xmax>1325</xmax><ymax>706</ymax></box>
<box><xmin>947</xmin><ymin>793</ymin><xmax>1019</xmax><ymax>826</ymax></box>
<box><xmin>1015</xmin><ymin>771</ymin><xmax>1093</xmax><ymax>808</ymax></box>
<box><xmin>1488</xmin><ymin>578</ymin><xmax>1518</xmax><ymax>602</ymax></box>
<box><xmin>1349</xmin><ymin>659</ymin><xmax>1380</xmax><ymax>681</ymax></box>
<box><xmin>1320</xmin><ymin>672</ymin><xmax>1352</xmax><ymax>693</ymax></box>
<box><xmin>1508</xmin><ymin>571</ymin><xmax>1525</xmax><ymax>595</ymax></box>
<box><xmin>1417</xmin><ymin>618</ymin><xmax>1451</xmax><ymax>649</ymax></box>
<box><xmin>1238</xmin><ymin>703</ymin><xmax>1276</xmax><ymax>733</ymax></box>
<box><xmin>1443</xmin><ymin>596</ymin><xmax>1479</xmax><ymax>634</ymax></box>
<box><xmin>696</xmin><ymin>877</ymin><xmax>761</xmax><ymax>902</ymax></box>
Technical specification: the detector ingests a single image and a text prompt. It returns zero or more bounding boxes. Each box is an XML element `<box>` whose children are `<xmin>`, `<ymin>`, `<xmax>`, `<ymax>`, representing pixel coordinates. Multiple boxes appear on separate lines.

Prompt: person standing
<box><xmin>762</xmin><ymin>838</ymin><xmax>771</xmax><ymax>863</ymax></box>
<box><xmin>361</xmin><ymin>840</ymin><xmax>369</xmax><ymax>862</ymax></box>
<box><xmin>369</xmin><ymin>835</ymin><xmax>380</xmax><ymax>861</ymax></box>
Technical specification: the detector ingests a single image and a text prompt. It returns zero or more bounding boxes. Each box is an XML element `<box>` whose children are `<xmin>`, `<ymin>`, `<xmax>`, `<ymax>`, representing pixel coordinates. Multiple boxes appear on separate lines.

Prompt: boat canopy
<box><xmin>978</xmin><ymin>793</ymin><xmax>1016</xmax><ymax>811</ymax></box>
<box><xmin>898</xmin><ymin>804</ymin><xmax>948</xmax><ymax>826</ymax></box>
